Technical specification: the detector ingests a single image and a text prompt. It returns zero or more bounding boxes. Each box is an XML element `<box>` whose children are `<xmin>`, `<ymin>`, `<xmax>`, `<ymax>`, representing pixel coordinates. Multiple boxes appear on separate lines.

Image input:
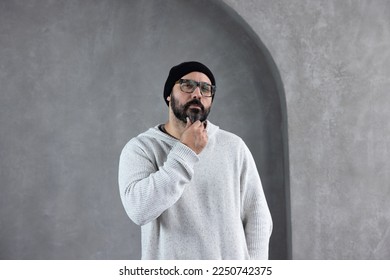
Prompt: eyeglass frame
<box><xmin>175</xmin><ymin>79</ymin><xmax>216</xmax><ymax>97</ymax></box>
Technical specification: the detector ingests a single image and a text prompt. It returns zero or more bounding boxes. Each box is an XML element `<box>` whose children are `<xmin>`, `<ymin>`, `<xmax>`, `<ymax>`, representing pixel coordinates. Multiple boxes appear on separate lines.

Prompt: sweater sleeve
<box><xmin>240</xmin><ymin>143</ymin><xmax>273</xmax><ymax>260</ymax></box>
<box><xmin>118</xmin><ymin>139</ymin><xmax>199</xmax><ymax>226</ymax></box>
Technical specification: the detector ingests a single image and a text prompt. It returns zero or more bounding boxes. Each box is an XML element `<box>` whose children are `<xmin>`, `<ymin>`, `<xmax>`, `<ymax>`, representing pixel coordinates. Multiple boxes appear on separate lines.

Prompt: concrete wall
<box><xmin>223</xmin><ymin>0</ymin><xmax>390</xmax><ymax>259</ymax></box>
<box><xmin>0</xmin><ymin>0</ymin><xmax>288</xmax><ymax>259</ymax></box>
<box><xmin>1</xmin><ymin>0</ymin><xmax>389</xmax><ymax>260</ymax></box>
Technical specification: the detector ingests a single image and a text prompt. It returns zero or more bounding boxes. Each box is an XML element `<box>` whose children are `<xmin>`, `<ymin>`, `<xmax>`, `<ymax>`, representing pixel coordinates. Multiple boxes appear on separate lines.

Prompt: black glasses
<box><xmin>176</xmin><ymin>79</ymin><xmax>216</xmax><ymax>97</ymax></box>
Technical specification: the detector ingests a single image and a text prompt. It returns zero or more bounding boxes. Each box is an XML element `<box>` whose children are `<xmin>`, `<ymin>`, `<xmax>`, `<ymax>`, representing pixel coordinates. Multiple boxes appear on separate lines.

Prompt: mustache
<box><xmin>184</xmin><ymin>99</ymin><xmax>204</xmax><ymax>111</ymax></box>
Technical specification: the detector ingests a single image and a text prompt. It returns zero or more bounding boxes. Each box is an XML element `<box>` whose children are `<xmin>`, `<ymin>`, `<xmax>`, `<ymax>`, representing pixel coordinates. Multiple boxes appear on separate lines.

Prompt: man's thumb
<box><xmin>185</xmin><ymin>117</ymin><xmax>192</xmax><ymax>128</ymax></box>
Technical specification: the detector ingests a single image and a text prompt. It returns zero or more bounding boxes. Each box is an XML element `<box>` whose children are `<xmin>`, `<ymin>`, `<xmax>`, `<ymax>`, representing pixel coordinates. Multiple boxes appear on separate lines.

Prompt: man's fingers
<box><xmin>185</xmin><ymin>118</ymin><xmax>204</xmax><ymax>130</ymax></box>
<box><xmin>193</xmin><ymin>120</ymin><xmax>205</xmax><ymax>128</ymax></box>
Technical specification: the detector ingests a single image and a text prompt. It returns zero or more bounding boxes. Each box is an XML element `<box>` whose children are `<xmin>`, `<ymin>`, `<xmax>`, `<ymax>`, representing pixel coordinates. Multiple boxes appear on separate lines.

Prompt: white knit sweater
<box><xmin>118</xmin><ymin>121</ymin><xmax>272</xmax><ymax>259</ymax></box>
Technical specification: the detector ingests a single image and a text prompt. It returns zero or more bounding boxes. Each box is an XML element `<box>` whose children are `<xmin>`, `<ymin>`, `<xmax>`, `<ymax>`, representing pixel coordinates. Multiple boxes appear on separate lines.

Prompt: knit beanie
<box><xmin>163</xmin><ymin>61</ymin><xmax>216</xmax><ymax>106</ymax></box>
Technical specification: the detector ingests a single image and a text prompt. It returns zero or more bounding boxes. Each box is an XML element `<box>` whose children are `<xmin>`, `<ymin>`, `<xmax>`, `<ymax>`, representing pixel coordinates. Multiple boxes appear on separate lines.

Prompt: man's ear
<box><xmin>167</xmin><ymin>95</ymin><xmax>171</xmax><ymax>102</ymax></box>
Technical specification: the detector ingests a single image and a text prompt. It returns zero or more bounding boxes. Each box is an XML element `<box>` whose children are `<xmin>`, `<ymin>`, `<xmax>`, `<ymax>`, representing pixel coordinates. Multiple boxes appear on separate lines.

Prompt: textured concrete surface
<box><xmin>2</xmin><ymin>0</ymin><xmax>388</xmax><ymax>260</ymax></box>
<box><xmin>0</xmin><ymin>0</ymin><xmax>287</xmax><ymax>259</ymax></box>
<box><xmin>223</xmin><ymin>0</ymin><xmax>390</xmax><ymax>259</ymax></box>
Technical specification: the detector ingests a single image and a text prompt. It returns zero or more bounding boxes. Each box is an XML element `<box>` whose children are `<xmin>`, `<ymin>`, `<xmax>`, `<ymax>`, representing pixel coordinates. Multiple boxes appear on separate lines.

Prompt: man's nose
<box><xmin>191</xmin><ymin>86</ymin><xmax>202</xmax><ymax>99</ymax></box>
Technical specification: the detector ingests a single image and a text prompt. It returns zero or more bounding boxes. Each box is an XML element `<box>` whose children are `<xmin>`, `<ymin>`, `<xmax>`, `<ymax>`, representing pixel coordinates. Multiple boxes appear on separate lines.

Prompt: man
<box><xmin>118</xmin><ymin>61</ymin><xmax>272</xmax><ymax>259</ymax></box>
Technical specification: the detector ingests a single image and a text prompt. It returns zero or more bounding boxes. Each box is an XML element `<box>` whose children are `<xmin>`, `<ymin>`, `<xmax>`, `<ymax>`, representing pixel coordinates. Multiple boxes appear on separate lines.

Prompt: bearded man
<box><xmin>118</xmin><ymin>61</ymin><xmax>272</xmax><ymax>260</ymax></box>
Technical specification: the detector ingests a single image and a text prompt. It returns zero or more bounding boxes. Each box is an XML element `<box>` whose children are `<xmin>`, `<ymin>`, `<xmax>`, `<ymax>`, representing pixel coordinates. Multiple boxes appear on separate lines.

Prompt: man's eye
<box><xmin>201</xmin><ymin>84</ymin><xmax>211</xmax><ymax>93</ymax></box>
<box><xmin>183</xmin><ymin>83</ymin><xmax>195</xmax><ymax>89</ymax></box>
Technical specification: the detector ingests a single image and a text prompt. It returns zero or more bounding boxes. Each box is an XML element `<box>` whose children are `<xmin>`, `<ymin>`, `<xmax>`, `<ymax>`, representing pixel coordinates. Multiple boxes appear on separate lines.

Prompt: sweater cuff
<box><xmin>170</xmin><ymin>142</ymin><xmax>199</xmax><ymax>166</ymax></box>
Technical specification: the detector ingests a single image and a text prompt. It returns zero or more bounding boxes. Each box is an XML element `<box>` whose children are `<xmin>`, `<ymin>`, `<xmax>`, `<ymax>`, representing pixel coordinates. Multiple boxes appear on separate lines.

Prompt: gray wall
<box><xmin>0</xmin><ymin>0</ymin><xmax>288</xmax><ymax>259</ymax></box>
<box><xmin>224</xmin><ymin>0</ymin><xmax>390</xmax><ymax>259</ymax></box>
<box><xmin>2</xmin><ymin>0</ymin><xmax>389</xmax><ymax>260</ymax></box>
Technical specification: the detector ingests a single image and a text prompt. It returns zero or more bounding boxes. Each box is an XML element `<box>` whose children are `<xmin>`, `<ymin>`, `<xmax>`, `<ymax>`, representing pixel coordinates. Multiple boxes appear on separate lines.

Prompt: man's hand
<box><xmin>180</xmin><ymin>117</ymin><xmax>208</xmax><ymax>154</ymax></box>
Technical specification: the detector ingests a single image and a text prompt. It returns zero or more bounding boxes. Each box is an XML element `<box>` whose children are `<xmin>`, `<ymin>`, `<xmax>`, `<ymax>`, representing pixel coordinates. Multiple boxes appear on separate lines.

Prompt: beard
<box><xmin>170</xmin><ymin>94</ymin><xmax>211</xmax><ymax>123</ymax></box>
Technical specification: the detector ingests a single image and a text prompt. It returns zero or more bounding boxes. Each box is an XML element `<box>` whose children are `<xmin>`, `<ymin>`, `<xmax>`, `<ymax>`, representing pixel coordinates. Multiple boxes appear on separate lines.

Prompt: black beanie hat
<box><xmin>163</xmin><ymin>61</ymin><xmax>216</xmax><ymax>106</ymax></box>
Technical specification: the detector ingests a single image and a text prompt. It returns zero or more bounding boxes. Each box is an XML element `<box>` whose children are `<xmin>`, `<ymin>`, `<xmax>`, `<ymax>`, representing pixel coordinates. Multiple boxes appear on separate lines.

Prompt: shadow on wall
<box><xmin>0</xmin><ymin>0</ymin><xmax>289</xmax><ymax>259</ymax></box>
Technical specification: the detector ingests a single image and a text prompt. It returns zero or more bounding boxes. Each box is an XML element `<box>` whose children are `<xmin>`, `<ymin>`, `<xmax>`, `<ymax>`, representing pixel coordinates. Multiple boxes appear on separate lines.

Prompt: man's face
<box><xmin>169</xmin><ymin>72</ymin><xmax>213</xmax><ymax>123</ymax></box>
